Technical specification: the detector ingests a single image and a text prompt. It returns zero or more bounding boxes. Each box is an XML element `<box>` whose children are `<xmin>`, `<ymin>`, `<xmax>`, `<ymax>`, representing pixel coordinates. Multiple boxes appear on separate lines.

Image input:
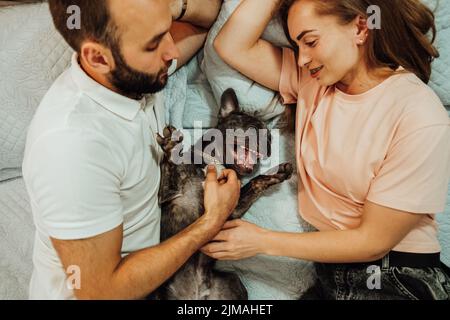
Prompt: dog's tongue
<box><xmin>236</xmin><ymin>146</ymin><xmax>257</xmax><ymax>169</ymax></box>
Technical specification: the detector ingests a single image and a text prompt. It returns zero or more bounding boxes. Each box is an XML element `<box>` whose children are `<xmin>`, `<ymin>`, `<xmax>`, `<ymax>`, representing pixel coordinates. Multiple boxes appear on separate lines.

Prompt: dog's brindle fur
<box><xmin>153</xmin><ymin>89</ymin><xmax>293</xmax><ymax>300</ymax></box>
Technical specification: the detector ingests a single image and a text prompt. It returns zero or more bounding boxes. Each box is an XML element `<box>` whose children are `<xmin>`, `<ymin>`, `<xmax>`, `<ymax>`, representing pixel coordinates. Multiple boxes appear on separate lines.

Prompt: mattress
<box><xmin>0</xmin><ymin>1</ymin><xmax>449</xmax><ymax>300</ymax></box>
<box><xmin>0</xmin><ymin>178</ymin><xmax>34</xmax><ymax>299</ymax></box>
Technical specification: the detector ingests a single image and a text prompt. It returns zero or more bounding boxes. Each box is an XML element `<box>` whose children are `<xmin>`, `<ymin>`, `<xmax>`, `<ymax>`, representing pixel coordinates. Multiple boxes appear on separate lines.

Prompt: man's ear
<box><xmin>80</xmin><ymin>41</ymin><xmax>114</xmax><ymax>74</ymax></box>
<box><xmin>220</xmin><ymin>88</ymin><xmax>240</xmax><ymax>118</ymax></box>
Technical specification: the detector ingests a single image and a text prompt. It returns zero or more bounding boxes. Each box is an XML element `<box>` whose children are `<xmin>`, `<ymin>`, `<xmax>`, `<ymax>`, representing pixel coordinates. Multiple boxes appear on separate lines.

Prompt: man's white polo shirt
<box><xmin>22</xmin><ymin>53</ymin><xmax>170</xmax><ymax>299</ymax></box>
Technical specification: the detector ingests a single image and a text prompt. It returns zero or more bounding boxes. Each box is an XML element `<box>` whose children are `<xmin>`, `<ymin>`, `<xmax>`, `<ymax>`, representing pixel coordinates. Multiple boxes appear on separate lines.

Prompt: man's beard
<box><xmin>108</xmin><ymin>43</ymin><xmax>170</xmax><ymax>100</ymax></box>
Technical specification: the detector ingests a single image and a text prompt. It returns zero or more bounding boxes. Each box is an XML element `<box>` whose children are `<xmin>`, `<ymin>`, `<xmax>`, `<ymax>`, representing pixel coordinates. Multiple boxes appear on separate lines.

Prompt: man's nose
<box><xmin>162</xmin><ymin>33</ymin><xmax>180</xmax><ymax>62</ymax></box>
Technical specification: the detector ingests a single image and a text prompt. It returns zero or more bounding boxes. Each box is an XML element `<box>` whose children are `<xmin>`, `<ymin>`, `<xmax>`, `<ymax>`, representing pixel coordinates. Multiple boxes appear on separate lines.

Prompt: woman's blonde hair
<box><xmin>279</xmin><ymin>0</ymin><xmax>440</xmax><ymax>83</ymax></box>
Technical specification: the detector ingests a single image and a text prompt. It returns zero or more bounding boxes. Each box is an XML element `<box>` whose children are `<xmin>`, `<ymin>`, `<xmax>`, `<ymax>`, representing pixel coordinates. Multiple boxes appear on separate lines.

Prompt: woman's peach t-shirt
<box><xmin>279</xmin><ymin>48</ymin><xmax>450</xmax><ymax>253</ymax></box>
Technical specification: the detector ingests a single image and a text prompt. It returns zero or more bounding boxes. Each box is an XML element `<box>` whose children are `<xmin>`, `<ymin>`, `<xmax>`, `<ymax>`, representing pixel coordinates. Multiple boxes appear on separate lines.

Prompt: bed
<box><xmin>0</xmin><ymin>0</ymin><xmax>449</xmax><ymax>300</ymax></box>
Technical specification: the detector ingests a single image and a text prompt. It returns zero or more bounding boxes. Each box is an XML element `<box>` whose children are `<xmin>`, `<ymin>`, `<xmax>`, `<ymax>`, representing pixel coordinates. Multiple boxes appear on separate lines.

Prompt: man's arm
<box><xmin>169</xmin><ymin>0</ymin><xmax>222</xmax><ymax>69</ymax></box>
<box><xmin>52</xmin><ymin>221</ymin><xmax>210</xmax><ymax>300</ymax></box>
<box><xmin>51</xmin><ymin>167</ymin><xmax>240</xmax><ymax>299</ymax></box>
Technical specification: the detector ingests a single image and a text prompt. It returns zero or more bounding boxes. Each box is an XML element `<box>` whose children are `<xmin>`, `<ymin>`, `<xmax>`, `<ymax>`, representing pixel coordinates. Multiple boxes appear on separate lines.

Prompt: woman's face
<box><xmin>287</xmin><ymin>0</ymin><xmax>366</xmax><ymax>87</ymax></box>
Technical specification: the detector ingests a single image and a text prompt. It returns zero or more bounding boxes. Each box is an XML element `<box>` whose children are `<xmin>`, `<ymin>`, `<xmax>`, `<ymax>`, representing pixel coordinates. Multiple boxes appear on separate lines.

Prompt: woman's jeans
<box><xmin>302</xmin><ymin>253</ymin><xmax>450</xmax><ymax>300</ymax></box>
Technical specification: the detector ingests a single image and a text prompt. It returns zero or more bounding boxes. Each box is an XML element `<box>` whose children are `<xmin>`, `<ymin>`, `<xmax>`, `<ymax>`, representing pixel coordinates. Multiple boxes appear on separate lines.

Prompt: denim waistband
<box><xmin>363</xmin><ymin>251</ymin><xmax>441</xmax><ymax>269</ymax></box>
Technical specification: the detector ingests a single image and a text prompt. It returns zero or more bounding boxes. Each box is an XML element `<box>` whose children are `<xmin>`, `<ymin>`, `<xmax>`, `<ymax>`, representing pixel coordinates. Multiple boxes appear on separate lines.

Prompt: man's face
<box><xmin>107</xmin><ymin>0</ymin><xmax>180</xmax><ymax>98</ymax></box>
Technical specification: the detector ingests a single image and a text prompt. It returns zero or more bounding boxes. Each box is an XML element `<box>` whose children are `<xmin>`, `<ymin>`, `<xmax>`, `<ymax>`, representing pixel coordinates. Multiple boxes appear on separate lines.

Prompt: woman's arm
<box><xmin>169</xmin><ymin>0</ymin><xmax>223</xmax><ymax>69</ymax></box>
<box><xmin>202</xmin><ymin>201</ymin><xmax>423</xmax><ymax>263</ymax></box>
<box><xmin>171</xmin><ymin>0</ymin><xmax>223</xmax><ymax>29</ymax></box>
<box><xmin>214</xmin><ymin>0</ymin><xmax>283</xmax><ymax>91</ymax></box>
<box><xmin>170</xmin><ymin>22</ymin><xmax>208</xmax><ymax>70</ymax></box>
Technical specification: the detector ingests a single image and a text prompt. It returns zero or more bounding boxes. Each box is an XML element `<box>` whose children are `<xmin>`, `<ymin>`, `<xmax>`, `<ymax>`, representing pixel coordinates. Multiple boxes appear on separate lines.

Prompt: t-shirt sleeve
<box><xmin>24</xmin><ymin>129</ymin><xmax>124</xmax><ymax>240</ymax></box>
<box><xmin>279</xmin><ymin>47</ymin><xmax>300</xmax><ymax>104</ymax></box>
<box><xmin>367</xmin><ymin>124</ymin><xmax>450</xmax><ymax>214</ymax></box>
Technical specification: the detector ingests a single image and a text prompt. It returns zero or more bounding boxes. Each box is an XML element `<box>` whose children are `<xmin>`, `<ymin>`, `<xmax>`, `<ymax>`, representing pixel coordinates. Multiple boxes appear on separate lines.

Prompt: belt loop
<box><xmin>382</xmin><ymin>253</ymin><xmax>390</xmax><ymax>271</ymax></box>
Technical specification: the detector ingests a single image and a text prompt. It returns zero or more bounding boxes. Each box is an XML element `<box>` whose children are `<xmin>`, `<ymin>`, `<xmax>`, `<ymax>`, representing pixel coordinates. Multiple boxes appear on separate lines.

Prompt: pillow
<box><xmin>0</xmin><ymin>2</ymin><xmax>73</xmax><ymax>181</ymax></box>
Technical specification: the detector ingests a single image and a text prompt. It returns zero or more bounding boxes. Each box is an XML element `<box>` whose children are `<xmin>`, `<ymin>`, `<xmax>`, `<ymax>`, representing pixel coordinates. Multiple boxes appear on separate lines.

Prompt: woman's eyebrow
<box><xmin>296</xmin><ymin>29</ymin><xmax>316</xmax><ymax>41</ymax></box>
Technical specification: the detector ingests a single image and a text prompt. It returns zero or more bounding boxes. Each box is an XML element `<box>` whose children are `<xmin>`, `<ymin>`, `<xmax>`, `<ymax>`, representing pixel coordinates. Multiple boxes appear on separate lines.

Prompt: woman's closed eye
<box><xmin>305</xmin><ymin>40</ymin><xmax>317</xmax><ymax>48</ymax></box>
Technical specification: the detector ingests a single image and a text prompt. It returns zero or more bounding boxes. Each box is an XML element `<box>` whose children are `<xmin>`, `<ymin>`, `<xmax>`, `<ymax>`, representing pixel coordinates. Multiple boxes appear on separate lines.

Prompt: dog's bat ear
<box><xmin>220</xmin><ymin>88</ymin><xmax>240</xmax><ymax>118</ymax></box>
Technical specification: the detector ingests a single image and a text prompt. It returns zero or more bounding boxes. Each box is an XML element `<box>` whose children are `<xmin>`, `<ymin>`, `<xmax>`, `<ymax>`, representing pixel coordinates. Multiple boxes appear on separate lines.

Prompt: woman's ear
<box><xmin>80</xmin><ymin>42</ymin><xmax>114</xmax><ymax>75</ymax></box>
<box><xmin>355</xmin><ymin>16</ymin><xmax>369</xmax><ymax>45</ymax></box>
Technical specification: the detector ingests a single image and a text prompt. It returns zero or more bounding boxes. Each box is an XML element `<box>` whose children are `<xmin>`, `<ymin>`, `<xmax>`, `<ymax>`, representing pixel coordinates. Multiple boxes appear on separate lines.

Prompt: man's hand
<box><xmin>203</xmin><ymin>165</ymin><xmax>241</xmax><ymax>231</ymax></box>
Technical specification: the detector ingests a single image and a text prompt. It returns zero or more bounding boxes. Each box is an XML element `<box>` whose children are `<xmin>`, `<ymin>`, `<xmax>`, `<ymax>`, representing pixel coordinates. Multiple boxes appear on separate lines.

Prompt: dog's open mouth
<box><xmin>231</xmin><ymin>144</ymin><xmax>263</xmax><ymax>174</ymax></box>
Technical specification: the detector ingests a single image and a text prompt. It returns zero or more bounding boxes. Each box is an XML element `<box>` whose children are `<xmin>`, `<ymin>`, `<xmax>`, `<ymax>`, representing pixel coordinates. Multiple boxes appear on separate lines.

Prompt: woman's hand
<box><xmin>201</xmin><ymin>219</ymin><xmax>268</xmax><ymax>260</ymax></box>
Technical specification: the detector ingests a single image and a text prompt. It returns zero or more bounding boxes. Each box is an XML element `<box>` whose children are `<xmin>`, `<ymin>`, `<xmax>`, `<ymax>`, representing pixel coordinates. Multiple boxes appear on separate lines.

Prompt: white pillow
<box><xmin>0</xmin><ymin>2</ymin><xmax>73</xmax><ymax>181</ymax></box>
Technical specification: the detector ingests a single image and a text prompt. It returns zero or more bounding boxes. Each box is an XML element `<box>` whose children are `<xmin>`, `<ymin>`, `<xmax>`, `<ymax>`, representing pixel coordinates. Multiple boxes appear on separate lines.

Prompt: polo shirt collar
<box><xmin>70</xmin><ymin>53</ymin><xmax>144</xmax><ymax>121</ymax></box>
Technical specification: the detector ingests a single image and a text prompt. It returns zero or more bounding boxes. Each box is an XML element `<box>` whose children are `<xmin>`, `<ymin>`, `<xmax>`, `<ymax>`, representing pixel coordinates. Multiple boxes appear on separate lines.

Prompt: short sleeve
<box><xmin>367</xmin><ymin>125</ymin><xmax>450</xmax><ymax>213</ymax></box>
<box><xmin>23</xmin><ymin>129</ymin><xmax>124</xmax><ymax>240</ymax></box>
<box><xmin>279</xmin><ymin>47</ymin><xmax>299</xmax><ymax>104</ymax></box>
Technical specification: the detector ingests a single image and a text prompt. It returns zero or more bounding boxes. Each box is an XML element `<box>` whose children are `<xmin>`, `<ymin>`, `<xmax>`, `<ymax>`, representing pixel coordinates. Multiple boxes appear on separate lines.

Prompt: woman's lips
<box><xmin>310</xmin><ymin>66</ymin><xmax>323</xmax><ymax>78</ymax></box>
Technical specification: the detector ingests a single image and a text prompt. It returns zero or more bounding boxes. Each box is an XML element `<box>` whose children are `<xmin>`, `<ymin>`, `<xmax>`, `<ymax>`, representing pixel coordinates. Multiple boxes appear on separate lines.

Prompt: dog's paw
<box><xmin>156</xmin><ymin>125</ymin><xmax>183</xmax><ymax>154</ymax></box>
<box><xmin>250</xmin><ymin>162</ymin><xmax>293</xmax><ymax>191</ymax></box>
<box><xmin>274</xmin><ymin>162</ymin><xmax>294</xmax><ymax>181</ymax></box>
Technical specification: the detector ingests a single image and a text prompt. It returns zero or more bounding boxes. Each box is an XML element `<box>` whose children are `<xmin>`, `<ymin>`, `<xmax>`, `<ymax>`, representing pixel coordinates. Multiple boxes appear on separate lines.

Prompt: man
<box><xmin>22</xmin><ymin>0</ymin><xmax>240</xmax><ymax>299</ymax></box>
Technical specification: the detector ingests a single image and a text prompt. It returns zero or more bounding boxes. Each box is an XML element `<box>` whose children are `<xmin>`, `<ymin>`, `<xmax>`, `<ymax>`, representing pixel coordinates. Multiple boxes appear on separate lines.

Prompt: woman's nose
<box><xmin>298</xmin><ymin>50</ymin><xmax>312</xmax><ymax>68</ymax></box>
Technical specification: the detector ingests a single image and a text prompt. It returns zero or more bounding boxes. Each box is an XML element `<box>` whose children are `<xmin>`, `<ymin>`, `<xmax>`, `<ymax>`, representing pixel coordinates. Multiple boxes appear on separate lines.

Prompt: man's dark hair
<box><xmin>48</xmin><ymin>0</ymin><xmax>119</xmax><ymax>52</ymax></box>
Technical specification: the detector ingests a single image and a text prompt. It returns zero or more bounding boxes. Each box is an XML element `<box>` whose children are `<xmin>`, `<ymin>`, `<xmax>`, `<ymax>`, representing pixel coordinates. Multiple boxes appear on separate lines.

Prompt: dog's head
<box><xmin>215</xmin><ymin>88</ymin><xmax>272</xmax><ymax>176</ymax></box>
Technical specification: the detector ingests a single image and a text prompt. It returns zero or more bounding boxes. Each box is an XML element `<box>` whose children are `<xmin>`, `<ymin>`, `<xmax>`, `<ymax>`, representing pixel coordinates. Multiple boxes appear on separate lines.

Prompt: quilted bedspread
<box><xmin>0</xmin><ymin>1</ymin><xmax>449</xmax><ymax>300</ymax></box>
<box><xmin>0</xmin><ymin>3</ymin><xmax>73</xmax><ymax>181</ymax></box>
<box><xmin>423</xmin><ymin>0</ymin><xmax>450</xmax><ymax>105</ymax></box>
<box><xmin>0</xmin><ymin>178</ymin><xmax>34</xmax><ymax>300</ymax></box>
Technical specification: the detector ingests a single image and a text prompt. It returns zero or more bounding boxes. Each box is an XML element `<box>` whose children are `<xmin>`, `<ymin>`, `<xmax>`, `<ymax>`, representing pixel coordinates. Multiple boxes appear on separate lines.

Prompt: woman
<box><xmin>202</xmin><ymin>0</ymin><xmax>450</xmax><ymax>299</ymax></box>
